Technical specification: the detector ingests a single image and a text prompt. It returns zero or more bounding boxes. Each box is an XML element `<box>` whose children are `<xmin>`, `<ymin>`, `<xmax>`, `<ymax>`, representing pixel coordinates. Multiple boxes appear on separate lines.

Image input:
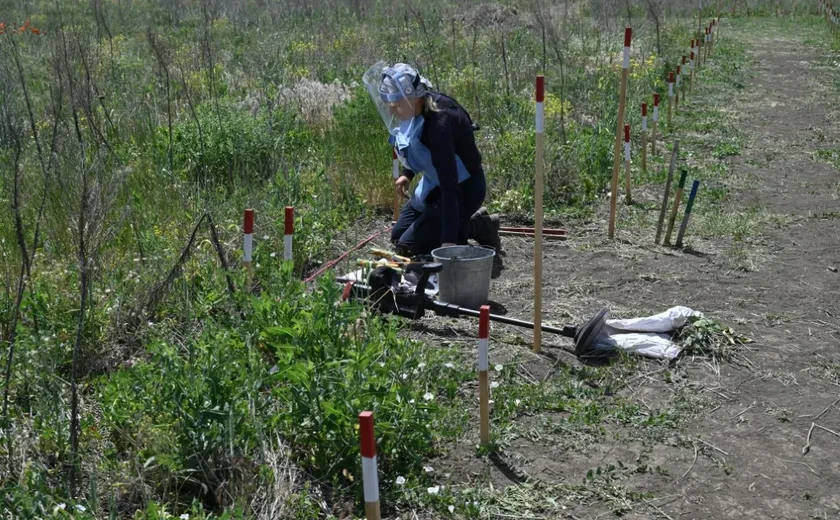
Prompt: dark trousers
<box><xmin>391</xmin><ymin>175</ymin><xmax>486</xmax><ymax>256</ymax></box>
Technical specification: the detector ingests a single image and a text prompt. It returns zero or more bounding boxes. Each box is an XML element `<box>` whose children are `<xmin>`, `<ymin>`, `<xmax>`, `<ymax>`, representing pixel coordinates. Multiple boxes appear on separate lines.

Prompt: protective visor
<box><xmin>363</xmin><ymin>61</ymin><xmax>428</xmax><ymax>137</ymax></box>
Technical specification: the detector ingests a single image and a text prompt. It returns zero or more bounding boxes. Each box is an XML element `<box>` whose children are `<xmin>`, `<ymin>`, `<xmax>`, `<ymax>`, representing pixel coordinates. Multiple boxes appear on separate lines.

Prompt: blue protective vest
<box><xmin>390</xmin><ymin>115</ymin><xmax>471</xmax><ymax>212</ymax></box>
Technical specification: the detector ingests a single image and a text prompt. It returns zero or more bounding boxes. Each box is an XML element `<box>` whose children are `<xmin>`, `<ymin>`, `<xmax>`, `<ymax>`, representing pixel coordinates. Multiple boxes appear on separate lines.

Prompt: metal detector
<box><xmin>338</xmin><ymin>263</ymin><xmax>610</xmax><ymax>357</ymax></box>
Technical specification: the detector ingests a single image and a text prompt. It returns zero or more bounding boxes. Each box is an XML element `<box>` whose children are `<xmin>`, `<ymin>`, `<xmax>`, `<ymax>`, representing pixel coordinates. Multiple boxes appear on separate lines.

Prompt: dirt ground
<box><xmin>354</xmin><ymin>18</ymin><xmax>840</xmax><ymax>519</ymax></box>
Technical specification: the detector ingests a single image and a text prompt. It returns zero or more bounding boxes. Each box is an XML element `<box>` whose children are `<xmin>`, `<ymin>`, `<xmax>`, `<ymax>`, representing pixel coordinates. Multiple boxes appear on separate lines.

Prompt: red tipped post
<box><xmin>359</xmin><ymin>412</ymin><xmax>381</xmax><ymax>520</ymax></box>
<box><xmin>534</xmin><ymin>75</ymin><xmax>545</xmax><ymax>353</ymax></box>
<box><xmin>284</xmin><ymin>206</ymin><xmax>294</xmax><ymax>262</ymax></box>
<box><xmin>478</xmin><ymin>305</ymin><xmax>491</xmax><ymax>446</ymax></box>
<box><xmin>243</xmin><ymin>209</ymin><xmax>254</xmax><ymax>265</ymax></box>
<box><xmin>609</xmin><ymin>27</ymin><xmax>632</xmax><ymax>239</ymax></box>
<box><xmin>641</xmin><ymin>103</ymin><xmax>648</xmax><ymax>172</ymax></box>
<box><xmin>392</xmin><ymin>149</ymin><xmax>401</xmax><ymax>222</ymax></box>
<box><xmin>675</xmin><ymin>65</ymin><xmax>682</xmax><ymax>110</ymax></box>
<box><xmin>667</xmin><ymin>72</ymin><xmax>675</xmax><ymax>129</ymax></box>
<box><xmin>652</xmin><ymin>93</ymin><xmax>660</xmax><ymax>155</ymax></box>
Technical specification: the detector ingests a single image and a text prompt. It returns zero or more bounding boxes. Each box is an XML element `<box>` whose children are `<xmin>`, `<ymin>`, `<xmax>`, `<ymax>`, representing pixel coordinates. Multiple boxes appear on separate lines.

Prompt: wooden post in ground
<box><xmin>284</xmin><ymin>206</ymin><xmax>294</xmax><ymax>262</ymax></box>
<box><xmin>534</xmin><ymin>75</ymin><xmax>545</xmax><ymax>353</ymax></box>
<box><xmin>609</xmin><ymin>27</ymin><xmax>632</xmax><ymax>239</ymax></box>
<box><xmin>624</xmin><ymin>124</ymin><xmax>632</xmax><ymax>205</ymax></box>
<box><xmin>392</xmin><ymin>150</ymin><xmax>401</xmax><ymax>222</ymax></box>
<box><xmin>359</xmin><ymin>412</ymin><xmax>381</xmax><ymax>520</ymax></box>
<box><xmin>690</xmin><ymin>50</ymin><xmax>696</xmax><ymax>95</ymax></box>
<box><xmin>243</xmin><ymin>209</ymin><xmax>254</xmax><ymax>285</ymax></box>
<box><xmin>655</xmin><ymin>140</ymin><xmax>679</xmax><ymax>244</ymax></box>
<box><xmin>652</xmin><ymin>93</ymin><xmax>660</xmax><ymax>155</ymax></box>
<box><xmin>675</xmin><ymin>65</ymin><xmax>682</xmax><ymax>111</ymax></box>
<box><xmin>478</xmin><ymin>306</ymin><xmax>490</xmax><ymax>446</ymax></box>
<box><xmin>681</xmin><ymin>56</ymin><xmax>688</xmax><ymax>102</ymax></box>
<box><xmin>667</xmin><ymin>72</ymin><xmax>675</xmax><ymax>130</ymax></box>
<box><xmin>641</xmin><ymin>103</ymin><xmax>648</xmax><ymax>173</ymax></box>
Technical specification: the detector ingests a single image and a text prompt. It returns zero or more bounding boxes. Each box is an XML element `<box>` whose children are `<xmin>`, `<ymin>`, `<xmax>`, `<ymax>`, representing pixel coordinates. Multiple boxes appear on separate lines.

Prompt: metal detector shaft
<box><xmin>430</xmin><ymin>301</ymin><xmax>578</xmax><ymax>339</ymax></box>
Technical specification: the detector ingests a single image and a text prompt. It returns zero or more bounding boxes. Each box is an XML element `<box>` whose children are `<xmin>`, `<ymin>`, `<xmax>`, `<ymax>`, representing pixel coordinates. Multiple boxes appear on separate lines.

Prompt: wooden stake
<box><xmin>624</xmin><ymin>124</ymin><xmax>632</xmax><ymax>205</ymax></box>
<box><xmin>681</xmin><ymin>56</ymin><xmax>688</xmax><ymax>102</ymax></box>
<box><xmin>534</xmin><ymin>75</ymin><xmax>545</xmax><ymax>353</ymax></box>
<box><xmin>652</xmin><ymin>93</ymin><xmax>660</xmax><ymax>155</ymax></box>
<box><xmin>655</xmin><ymin>140</ymin><xmax>679</xmax><ymax>244</ymax></box>
<box><xmin>641</xmin><ymin>103</ymin><xmax>648</xmax><ymax>172</ymax></box>
<box><xmin>689</xmin><ymin>50</ymin><xmax>696</xmax><ymax>95</ymax></box>
<box><xmin>675</xmin><ymin>65</ymin><xmax>682</xmax><ymax>111</ymax></box>
<box><xmin>675</xmin><ymin>180</ymin><xmax>701</xmax><ymax>248</ymax></box>
<box><xmin>392</xmin><ymin>149</ymin><xmax>401</xmax><ymax>222</ymax></box>
<box><xmin>359</xmin><ymin>412</ymin><xmax>381</xmax><ymax>520</ymax></box>
<box><xmin>244</xmin><ymin>208</ymin><xmax>254</xmax><ymax>286</ymax></box>
<box><xmin>609</xmin><ymin>27</ymin><xmax>632</xmax><ymax>239</ymax></box>
<box><xmin>478</xmin><ymin>306</ymin><xmax>490</xmax><ymax>446</ymax></box>
<box><xmin>664</xmin><ymin>169</ymin><xmax>688</xmax><ymax>246</ymax></box>
<box><xmin>667</xmin><ymin>72</ymin><xmax>675</xmax><ymax>130</ymax></box>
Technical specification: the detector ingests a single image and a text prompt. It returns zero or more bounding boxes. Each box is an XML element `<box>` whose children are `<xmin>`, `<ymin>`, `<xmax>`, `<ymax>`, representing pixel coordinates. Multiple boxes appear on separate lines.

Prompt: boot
<box><xmin>470</xmin><ymin>207</ymin><xmax>502</xmax><ymax>253</ymax></box>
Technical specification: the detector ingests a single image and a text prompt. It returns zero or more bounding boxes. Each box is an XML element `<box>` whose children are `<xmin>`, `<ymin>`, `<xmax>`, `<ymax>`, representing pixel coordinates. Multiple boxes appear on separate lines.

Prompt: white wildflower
<box><xmin>444</xmin><ymin>362</ymin><xmax>454</xmax><ymax>369</ymax></box>
<box><xmin>396</xmin><ymin>476</ymin><xmax>406</xmax><ymax>485</ymax></box>
<box><xmin>427</xmin><ymin>486</ymin><xmax>440</xmax><ymax>495</ymax></box>
<box><xmin>180</xmin><ymin>514</ymin><xmax>190</xmax><ymax>520</ymax></box>
<box><xmin>515</xmin><ymin>399</ymin><xmax>522</xmax><ymax>406</ymax></box>
<box><xmin>423</xmin><ymin>392</ymin><xmax>434</xmax><ymax>401</ymax></box>
<box><xmin>418</xmin><ymin>362</ymin><xmax>426</xmax><ymax>369</ymax></box>
<box><xmin>448</xmin><ymin>505</ymin><xmax>455</xmax><ymax>513</ymax></box>
<box><xmin>423</xmin><ymin>466</ymin><xmax>434</xmax><ymax>473</ymax></box>
<box><xmin>494</xmin><ymin>364</ymin><xmax>503</xmax><ymax>372</ymax></box>
<box><xmin>270</xmin><ymin>252</ymin><xmax>277</xmax><ymax>258</ymax></box>
<box><xmin>76</xmin><ymin>505</ymin><xmax>87</xmax><ymax>512</ymax></box>
<box><xmin>491</xmin><ymin>382</ymin><xmax>499</xmax><ymax>389</ymax></box>
<box><xmin>262</xmin><ymin>235</ymin><xmax>269</xmax><ymax>240</ymax></box>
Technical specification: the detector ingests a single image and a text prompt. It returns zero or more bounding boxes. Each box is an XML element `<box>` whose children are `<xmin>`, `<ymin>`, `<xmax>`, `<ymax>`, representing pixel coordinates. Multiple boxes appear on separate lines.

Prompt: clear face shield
<box><xmin>363</xmin><ymin>61</ymin><xmax>428</xmax><ymax>145</ymax></box>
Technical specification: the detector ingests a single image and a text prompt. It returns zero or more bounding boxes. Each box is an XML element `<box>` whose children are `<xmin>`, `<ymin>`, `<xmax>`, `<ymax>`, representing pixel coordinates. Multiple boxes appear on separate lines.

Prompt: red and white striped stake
<box><xmin>534</xmin><ymin>75</ymin><xmax>545</xmax><ymax>353</ymax></box>
<box><xmin>623</xmin><ymin>124</ymin><xmax>632</xmax><ymax>204</ymax></box>
<box><xmin>696</xmin><ymin>37</ymin><xmax>703</xmax><ymax>72</ymax></box>
<box><xmin>667</xmin><ymin>72</ymin><xmax>675</xmax><ymax>129</ymax></box>
<box><xmin>641</xmin><ymin>103</ymin><xmax>648</xmax><ymax>172</ymax></box>
<box><xmin>358</xmin><ymin>411</ymin><xmax>381</xmax><ymax>520</ymax></box>
<box><xmin>609</xmin><ymin>27</ymin><xmax>632</xmax><ymax>239</ymax></box>
<box><xmin>681</xmin><ymin>56</ymin><xmax>688</xmax><ymax>101</ymax></box>
<box><xmin>675</xmin><ymin>65</ymin><xmax>682</xmax><ymax>110</ymax></box>
<box><xmin>392</xmin><ymin>149</ymin><xmax>400</xmax><ymax>222</ymax></box>
<box><xmin>704</xmin><ymin>26</ymin><xmax>711</xmax><ymax>63</ymax></box>
<box><xmin>690</xmin><ymin>50</ymin><xmax>696</xmax><ymax>94</ymax></box>
<box><xmin>652</xmin><ymin>93</ymin><xmax>660</xmax><ymax>155</ymax></box>
<box><xmin>243</xmin><ymin>209</ymin><xmax>254</xmax><ymax>265</ymax></box>
<box><xmin>478</xmin><ymin>305</ymin><xmax>490</xmax><ymax>446</ymax></box>
<box><xmin>284</xmin><ymin>206</ymin><xmax>294</xmax><ymax>262</ymax></box>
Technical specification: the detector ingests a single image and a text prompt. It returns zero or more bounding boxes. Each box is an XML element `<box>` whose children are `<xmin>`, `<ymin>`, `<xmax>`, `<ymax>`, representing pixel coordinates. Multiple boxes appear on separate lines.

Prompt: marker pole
<box><xmin>667</xmin><ymin>72</ymin><xmax>675</xmax><ymax>130</ymax></box>
<box><xmin>681</xmin><ymin>56</ymin><xmax>688</xmax><ymax>101</ymax></box>
<box><xmin>359</xmin><ymin>412</ymin><xmax>381</xmax><ymax>520</ymax></box>
<box><xmin>655</xmin><ymin>140</ymin><xmax>679</xmax><ymax>244</ymax></box>
<box><xmin>609</xmin><ymin>27</ymin><xmax>632</xmax><ymax>239</ymax></box>
<box><xmin>284</xmin><ymin>206</ymin><xmax>294</xmax><ymax>262</ymax></box>
<box><xmin>478</xmin><ymin>305</ymin><xmax>491</xmax><ymax>446</ymax></box>
<box><xmin>664</xmin><ymin>169</ymin><xmax>688</xmax><ymax>246</ymax></box>
<box><xmin>392</xmin><ymin>150</ymin><xmax>400</xmax><ymax>222</ymax></box>
<box><xmin>624</xmin><ymin>124</ymin><xmax>632</xmax><ymax>205</ymax></box>
<box><xmin>675</xmin><ymin>65</ymin><xmax>682</xmax><ymax>111</ymax></box>
<box><xmin>244</xmin><ymin>209</ymin><xmax>254</xmax><ymax>286</ymax></box>
<box><xmin>675</xmin><ymin>180</ymin><xmax>701</xmax><ymax>248</ymax></box>
<box><xmin>534</xmin><ymin>75</ymin><xmax>545</xmax><ymax>353</ymax></box>
<box><xmin>652</xmin><ymin>94</ymin><xmax>660</xmax><ymax>156</ymax></box>
<box><xmin>641</xmin><ymin>103</ymin><xmax>648</xmax><ymax>173</ymax></box>
<box><xmin>690</xmin><ymin>50</ymin><xmax>696</xmax><ymax>95</ymax></box>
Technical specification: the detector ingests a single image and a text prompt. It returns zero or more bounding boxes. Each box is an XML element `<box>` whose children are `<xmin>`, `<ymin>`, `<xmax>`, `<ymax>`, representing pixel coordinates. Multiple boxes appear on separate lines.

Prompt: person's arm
<box><xmin>429</xmin><ymin>116</ymin><xmax>461</xmax><ymax>245</ymax></box>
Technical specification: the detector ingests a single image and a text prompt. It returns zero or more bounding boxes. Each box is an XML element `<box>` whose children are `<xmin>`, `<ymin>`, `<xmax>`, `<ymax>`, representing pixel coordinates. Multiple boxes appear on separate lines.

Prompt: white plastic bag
<box><xmin>594</xmin><ymin>306</ymin><xmax>703</xmax><ymax>360</ymax></box>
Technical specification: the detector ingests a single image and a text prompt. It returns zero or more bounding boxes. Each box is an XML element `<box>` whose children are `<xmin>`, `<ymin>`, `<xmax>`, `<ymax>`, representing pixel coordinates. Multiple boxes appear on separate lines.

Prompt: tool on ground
<box><xmin>675</xmin><ymin>180</ymin><xmax>700</xmax><ymax>248</ymax></box>
<box><xmin>339</xmin><ymin>263</ymin><xmax>610</xmax><ymax>357</ymax></box>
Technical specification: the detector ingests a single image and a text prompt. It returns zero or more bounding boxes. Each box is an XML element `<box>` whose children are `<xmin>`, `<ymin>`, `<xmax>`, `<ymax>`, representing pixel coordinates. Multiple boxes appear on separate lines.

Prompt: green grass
<box><xmin>1</xmin><ymin>3</ymin><xmax>835</xmax><ymax>519</ymax></box>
